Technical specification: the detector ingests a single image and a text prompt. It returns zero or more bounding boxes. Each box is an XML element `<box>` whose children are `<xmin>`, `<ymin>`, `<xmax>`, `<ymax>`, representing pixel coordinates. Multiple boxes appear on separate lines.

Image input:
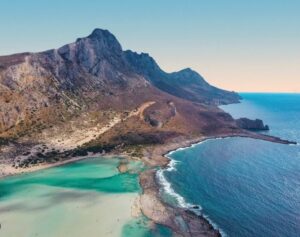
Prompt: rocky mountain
<box><xmin>0</xmin><ymin>29</ymin><xmax>151</xmax><ymax>136</ymax></box>
<box><xmin>0</xmin><ymin>28</ymin><xmax>243</xmax><ymax>168</ymax></box>
<box><xmin>0</xmin><ymin>29</ymin><xmax>295</xmax><ymax>237</ymax></box>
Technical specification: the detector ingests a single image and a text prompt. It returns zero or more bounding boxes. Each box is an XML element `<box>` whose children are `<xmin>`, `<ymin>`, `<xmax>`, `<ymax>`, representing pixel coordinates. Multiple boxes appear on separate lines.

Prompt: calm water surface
<box><xmin>161</xmin><ymin>93</ymin><xmax>300</xmax><ymax>237</ymax></box>
<box><xmin>0</xmin><ymin>157</ymin><xmax>172</xmax><ymax>237</ymax></box>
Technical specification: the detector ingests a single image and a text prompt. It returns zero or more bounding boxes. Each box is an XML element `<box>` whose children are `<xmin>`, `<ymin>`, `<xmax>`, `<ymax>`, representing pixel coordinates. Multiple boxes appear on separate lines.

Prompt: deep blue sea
<box><xmin>158</xmin><ymin>93</ymin><xmax>300</xmax><ymax>237</ymax></box>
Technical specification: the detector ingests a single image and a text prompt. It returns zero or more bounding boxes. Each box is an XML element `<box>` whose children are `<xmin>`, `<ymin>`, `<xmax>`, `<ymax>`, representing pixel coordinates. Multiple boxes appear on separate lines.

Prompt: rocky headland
<box><xmin>0</xmin><ymin>29</ymin><xmax>296</xmax><ymax>236</ymax></box>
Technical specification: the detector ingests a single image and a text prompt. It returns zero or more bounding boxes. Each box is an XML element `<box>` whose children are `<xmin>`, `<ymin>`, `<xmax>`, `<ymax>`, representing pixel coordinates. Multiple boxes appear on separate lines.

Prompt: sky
<box><xmin>0</xmin><ymin>0</ymin><xmax>299</xmax><ymax>92</ymax></box>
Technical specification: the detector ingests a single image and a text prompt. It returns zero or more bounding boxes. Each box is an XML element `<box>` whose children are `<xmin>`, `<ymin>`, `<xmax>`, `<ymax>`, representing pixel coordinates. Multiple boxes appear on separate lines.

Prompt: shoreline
<box><xmin>138</xmin><ymin>131</ymin><xmax>296</xmax><ymax>236</ymax></box>
<box><xmin>0</xmin><ymin>131</ymin><xmax>296</xmax><ymax>236</ymax></box>
<box><xmin>0</xmin><ymin>152</ymin><xmax>130</xmax><ymax>179</ymax></box>
<box><xmin>1</xmin><ymin>130</ymin><xmax>294</xmax><ymax>180</ymax></box>
<box><xmin>139</xmin><ymin>135</ymin><xmax>222</xmax><ymax>237</ymax></box>
<box><xmin>159</xmin><ymin>143</ymin><xmax>227</xmax><ymax>236</ymax></box>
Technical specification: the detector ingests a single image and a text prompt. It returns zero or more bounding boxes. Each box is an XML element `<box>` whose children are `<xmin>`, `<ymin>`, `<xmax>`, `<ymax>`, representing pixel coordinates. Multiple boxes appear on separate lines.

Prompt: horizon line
<box><xmin>237</xmin><ymin>91</ymin><xmax>300</xmax><ymax>94</ymax></box>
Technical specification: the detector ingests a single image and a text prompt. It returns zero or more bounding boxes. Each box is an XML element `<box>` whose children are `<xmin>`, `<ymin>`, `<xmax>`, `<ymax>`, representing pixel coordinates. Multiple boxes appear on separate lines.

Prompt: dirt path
<box><xmin>11</xmin><ymin>101</ymin><xmax>156</xmax><ymax>166</ymax></box>
<box><xmin>48</xmin><ymin>101</ymin><xmax>155</xmax><ymax>150</ymax></box>
<box><xmin>132</xmin><ymin>101</ymin><xmax>156</xmax><ymax>120</ymax></box>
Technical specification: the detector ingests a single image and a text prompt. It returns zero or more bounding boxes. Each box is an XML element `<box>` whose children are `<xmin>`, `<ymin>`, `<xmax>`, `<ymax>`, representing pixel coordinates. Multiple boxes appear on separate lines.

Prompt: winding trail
<box><xmin>49</xmin><ymin>101</ymin><xmax>156</xmax><ymax>150</ymax></box>
<box><xmin>13</xmin><ymin>101</ymin><xmax>156</xmax><ymax>162</ymax></box>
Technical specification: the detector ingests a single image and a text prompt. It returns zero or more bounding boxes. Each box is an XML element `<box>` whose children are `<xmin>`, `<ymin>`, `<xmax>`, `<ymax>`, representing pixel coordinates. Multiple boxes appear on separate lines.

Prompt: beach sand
<box><xmin>0</xmin><ymin>188</ymin><xmax>138</xmax><ymax>237</ymax></box>
<box><xmin>0</xmin><ymin>132</ymin><xmax>295</xmax><ymax>237</ymax></box>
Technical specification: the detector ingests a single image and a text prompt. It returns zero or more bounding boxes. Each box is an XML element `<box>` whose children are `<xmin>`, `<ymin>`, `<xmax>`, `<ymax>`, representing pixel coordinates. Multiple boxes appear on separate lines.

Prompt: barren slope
<box><xmin>0</xmin><ymin>29</ymin><xmax>241</xmax><ymax>169</ymax></box>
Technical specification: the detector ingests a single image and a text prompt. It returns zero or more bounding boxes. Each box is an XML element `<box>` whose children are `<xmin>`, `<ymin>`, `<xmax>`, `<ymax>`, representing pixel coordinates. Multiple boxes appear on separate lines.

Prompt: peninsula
<box><xmin>0</xmin><ymin>29</ymin><xmax>295</xmax><ymax>236</ymax></box>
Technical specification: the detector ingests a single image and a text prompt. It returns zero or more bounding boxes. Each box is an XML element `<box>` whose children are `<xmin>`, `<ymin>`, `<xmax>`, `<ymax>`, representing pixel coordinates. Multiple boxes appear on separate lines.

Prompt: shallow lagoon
<box><xmin>0</xmin><ymin>157</ymin><xmax>171</xmax><ymax>237</ymax></box>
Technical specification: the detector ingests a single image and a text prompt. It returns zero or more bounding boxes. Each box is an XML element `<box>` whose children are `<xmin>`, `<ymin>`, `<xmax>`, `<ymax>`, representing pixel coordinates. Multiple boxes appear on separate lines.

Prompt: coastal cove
<box><xmin>1</xmin><ymin>93</ymin><xmax>298</xmax><ymax>237</ymax></box>
<box><xmin>0</xmin><ymin>0</ymin><xmax>299</xmax><ymax>235</ymax></box>
<box><xmin>158</xmin><ymin>93</ymin><xmax>300</xmax><ymax>237</ymax></box>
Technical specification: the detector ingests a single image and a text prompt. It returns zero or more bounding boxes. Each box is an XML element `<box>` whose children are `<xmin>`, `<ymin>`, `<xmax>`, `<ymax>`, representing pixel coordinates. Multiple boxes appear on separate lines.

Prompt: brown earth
<box><xmin>0</xmin><ymin>28</ymin><xmax>296</xmax><ymax>236</ymax></box>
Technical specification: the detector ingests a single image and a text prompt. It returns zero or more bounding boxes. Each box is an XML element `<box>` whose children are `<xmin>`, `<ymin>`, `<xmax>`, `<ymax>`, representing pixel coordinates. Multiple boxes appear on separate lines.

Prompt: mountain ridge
<box><xmin>0</xmin><ymin>28</ymin><xmax>294</xmax><ymax>237</ymax></box>
<box><xmin>0</xmin><ymin>28</ymin><xmax>244</xmax><ymax>169</ymax></box>
<box><xmin>1</xmin><ymin>29</ymin><xmax>240</xmax><ymax>104</ymax></box>
<box><xmin>124</xmin><ymin>49</ymin><xmax>240</xmax><ymax>105</ymax></box>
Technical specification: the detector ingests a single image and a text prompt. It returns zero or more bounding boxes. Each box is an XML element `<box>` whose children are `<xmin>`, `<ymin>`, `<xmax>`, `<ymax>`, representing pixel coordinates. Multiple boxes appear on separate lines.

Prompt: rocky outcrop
<box><xmin>140</xmin><ymin>169</ymin><xmax>221</xmax><ymax>237</ymax></box>
<box><xmin>0</xmin><ymin>28</ymin><xmax>241</xmax><ymax>137</ymax></box>
<box><xmin>236</xmin><ymin>118</ymin><xmax>270</xmax><ymax>131</ymax></box>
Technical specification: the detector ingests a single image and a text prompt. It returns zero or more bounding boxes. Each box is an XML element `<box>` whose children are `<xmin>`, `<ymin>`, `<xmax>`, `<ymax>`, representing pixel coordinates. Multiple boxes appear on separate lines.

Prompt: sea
<box><xmin>158</xmin><ymin>93</ymin><xmax>300</xmax><ymax>237</ymax></box>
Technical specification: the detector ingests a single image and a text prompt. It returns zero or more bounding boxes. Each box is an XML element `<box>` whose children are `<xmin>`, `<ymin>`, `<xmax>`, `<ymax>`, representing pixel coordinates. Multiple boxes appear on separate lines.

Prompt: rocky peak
<box><xmin>87</xmin><ymin>28</ymin><xmax>115</xmax><ymax>40</ymax></box>
<box><xmin>176</xmin><ymin>68</ymin><xmax>198</xmax><ymax>76</ymax></box>
<box><xmin>55</xmin><ymin>28</ymin><xmax>124</xmax><ymax>73</ymax></box>
<box><xmin>174</xmin><ymin>67</ymin><xmax>204</xmax><ymax>80</ymax></box>
<box><xmin>171</xmin><ymin>68</ymin><xmax>208</xmax><ymax>85</ymax></box>
<box><xmin>178</xmin><ymin>67</ymin><xmax>193</xmax><ymax>73</ymax></box>
<box><xmin>85</xmin><ymin>28</ymin><xmax>123</xmax><ymax>54</ymax></box>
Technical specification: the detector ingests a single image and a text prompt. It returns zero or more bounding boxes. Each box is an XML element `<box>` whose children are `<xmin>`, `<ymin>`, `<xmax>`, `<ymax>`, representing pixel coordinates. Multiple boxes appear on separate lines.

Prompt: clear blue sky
<box><xmin>1</xmin><ymin>0</ymin><xmax>299</xmax><ymax>92</ymax></box>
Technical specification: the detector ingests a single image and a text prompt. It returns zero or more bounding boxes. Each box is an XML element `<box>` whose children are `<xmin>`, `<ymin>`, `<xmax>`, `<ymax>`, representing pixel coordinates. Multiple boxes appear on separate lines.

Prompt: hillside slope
<box><xmin>0</xmin><ymin>29</ymin><xmax>241</xmax><ymax>168</ymax></box>
<box><xmin>125</xmin><ymin>50</ymin><xmax>240</xmax><ymax>105</ymax></box>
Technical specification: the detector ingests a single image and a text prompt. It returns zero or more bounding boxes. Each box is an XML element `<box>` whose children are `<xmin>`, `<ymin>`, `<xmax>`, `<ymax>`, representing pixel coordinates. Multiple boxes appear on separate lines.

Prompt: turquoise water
<box><xmin>122</xmin><ymin>216</ymin><xmax>173</xmax><ymax>237</ymax></box>
<box><xmin>0</xmin><ymin>157</ymin><xmax>172</xmax><ymax>237</ymax></box>
<box><xmin>0</xmin><ymin>158</ymin><xmax>140</xmax><ymax>200</ymax></box>
<box><xmin>160</xmin><ymin>93</ymin><xmax>300</xmax><ymax>237</ymax></box>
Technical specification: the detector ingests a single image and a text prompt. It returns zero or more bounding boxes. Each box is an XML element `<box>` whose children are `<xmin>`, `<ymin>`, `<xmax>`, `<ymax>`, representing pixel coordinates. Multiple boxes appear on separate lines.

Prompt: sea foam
<box><xmin>156</xmin><ymin>142</ymin><xmax>227</xmax><ymax>236</ymax></box>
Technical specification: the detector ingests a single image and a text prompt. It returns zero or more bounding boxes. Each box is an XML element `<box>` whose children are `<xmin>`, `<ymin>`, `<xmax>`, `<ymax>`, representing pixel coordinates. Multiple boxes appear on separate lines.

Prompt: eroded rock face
<box><xmin>56</xmin><ymin>29</ymin><xmax>124</xmax><ymax>74</ymax></box>
<box><xmin>0</xmin><ymin>28</ymin><xmax>240</xmax><ymax>139</ymax></box>
<box><xmin>0</xmin><ymin>29</ymin><xmax>149</xmax><ymax>135</ymax></box>
<box><xmin>236</xmin><ymin>118</ymin><xmax>270</xmax><ymax>131</ymax></box>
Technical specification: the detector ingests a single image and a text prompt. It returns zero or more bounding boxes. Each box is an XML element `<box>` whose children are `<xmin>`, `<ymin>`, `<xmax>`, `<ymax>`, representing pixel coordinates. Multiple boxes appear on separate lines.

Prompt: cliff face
<box><xmin>236</xmin><ymin>118</ymin><xmax>270</xmax><ymax>131</ymax></box>
<box><xmin>0</xmin><ymin>29</ymin><xmax>152</xmax><ymax>136</ymax></box>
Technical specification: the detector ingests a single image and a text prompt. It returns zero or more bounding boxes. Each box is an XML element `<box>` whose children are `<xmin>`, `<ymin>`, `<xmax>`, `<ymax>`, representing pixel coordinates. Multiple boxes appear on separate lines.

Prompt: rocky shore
<box><xmin>0</xmin><ymin>131</ymin><xmax>296</xmax><ymax>237</ymax></box>
<box><xmin>1</xmin><ymin>28</ymin><xmax>297</xmax><ymax>237</ymax></box>
<box><xmin>138</xmin><ymin>131</ymin><xmax>296</xmax><ymax>237</ymax></box>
